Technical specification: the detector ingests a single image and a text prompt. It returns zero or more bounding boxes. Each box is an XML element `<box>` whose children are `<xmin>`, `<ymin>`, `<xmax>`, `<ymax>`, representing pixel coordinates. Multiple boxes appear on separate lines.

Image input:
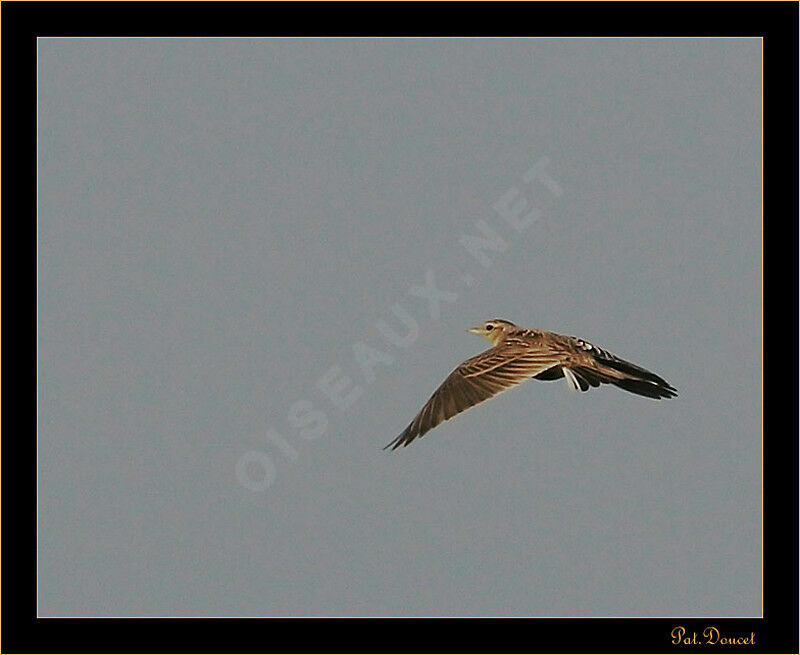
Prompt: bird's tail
<box><xmin>571</xmin><ymin>356</ymin><xmax>677</xmax><ymax>400</ymax></box>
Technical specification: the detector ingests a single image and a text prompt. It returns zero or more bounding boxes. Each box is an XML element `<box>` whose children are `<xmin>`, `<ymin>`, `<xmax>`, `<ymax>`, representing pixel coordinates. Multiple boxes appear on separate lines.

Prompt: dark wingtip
<box><xmin>613</xmin><ymin>378</ymin><xmax>678</xmax><ymax>400</ymax></box>
<box><xmin>384</xmin><ymin>430</ymin><xmax>410</xmax><ymax>451</ymax></box>
<box><xmin>660</xmin><ymin>381</ymin><xmax>679</xmax><ymax>399</ymax></box>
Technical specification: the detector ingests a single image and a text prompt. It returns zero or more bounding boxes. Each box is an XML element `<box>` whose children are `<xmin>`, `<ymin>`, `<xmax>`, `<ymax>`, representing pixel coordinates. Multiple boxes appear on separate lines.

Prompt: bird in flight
<box><xmin>385</xmin><ymin>318</ymin><xmax>677</xmax><ymax>450</ymax></box>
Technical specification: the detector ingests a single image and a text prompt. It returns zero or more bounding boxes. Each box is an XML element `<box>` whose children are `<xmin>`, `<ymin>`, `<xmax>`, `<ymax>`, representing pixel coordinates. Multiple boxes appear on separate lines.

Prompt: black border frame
<box><xmin>3</xmin><ymin>2</ymin><xmax>797</xmax><ymax>653</ymax></box>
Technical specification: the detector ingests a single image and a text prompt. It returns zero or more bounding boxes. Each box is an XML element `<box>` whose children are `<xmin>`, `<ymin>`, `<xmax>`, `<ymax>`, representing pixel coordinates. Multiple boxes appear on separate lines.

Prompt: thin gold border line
<box><xmin>35</xmin><ymin>35</ymin><xmax>765</xmax><ymax>39</ymax></box>
<box><xmin>34</xmin><ymin>34</ymin><xmax>765</xmax><ymax>621</ymax></box>
<box><xmin>35</xmin><ymin>32</ymin><xmax>39</xmax><ymax>619</ymax></box>
<box><xmin>760</xmin><ymin>35</ymin><xmax>764</xmax><ymax>622</ymax></box>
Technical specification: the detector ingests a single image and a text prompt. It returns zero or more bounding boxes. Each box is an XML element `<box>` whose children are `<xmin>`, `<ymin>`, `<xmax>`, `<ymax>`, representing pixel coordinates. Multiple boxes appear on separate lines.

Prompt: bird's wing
<box><xmin>552</xmin><ymin>334</ymin><xmax>678</xmax><ymax>399</ymax></box>
<box><xmin>385</xmin><ymin>343</ymin><xmax>564</xmax><ymax>450</ymax></box>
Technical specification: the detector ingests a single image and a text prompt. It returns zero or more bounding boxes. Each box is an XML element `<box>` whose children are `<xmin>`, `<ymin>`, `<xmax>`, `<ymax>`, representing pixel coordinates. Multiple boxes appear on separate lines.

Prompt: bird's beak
<box><xmin>467</xmin><ymin>326</ymin><xmax>483</xmax><ymax>335</ymax></box>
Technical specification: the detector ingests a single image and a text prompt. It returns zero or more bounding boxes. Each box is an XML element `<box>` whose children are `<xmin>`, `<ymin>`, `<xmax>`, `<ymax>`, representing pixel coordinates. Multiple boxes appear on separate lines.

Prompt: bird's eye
<box><xmin>485</xmin><ymin>324</ymin><xmax>494</xmax><ymax>331</ymax></box>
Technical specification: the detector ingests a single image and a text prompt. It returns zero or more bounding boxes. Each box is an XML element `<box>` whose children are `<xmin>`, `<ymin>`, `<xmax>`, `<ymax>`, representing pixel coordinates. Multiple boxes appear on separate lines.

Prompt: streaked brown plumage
<box><xmin>385</xmin><ymin>318</ymin><xmax>677</xmax><ymax>450</ymax></box>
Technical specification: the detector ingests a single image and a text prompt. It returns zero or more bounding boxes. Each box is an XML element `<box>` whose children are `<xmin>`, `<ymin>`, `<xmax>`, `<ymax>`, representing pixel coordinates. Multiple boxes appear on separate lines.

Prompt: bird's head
<box><xmin>468</xmin><ymin>318</ymin><xmax>517</xmax><ymax>346</ymax></box>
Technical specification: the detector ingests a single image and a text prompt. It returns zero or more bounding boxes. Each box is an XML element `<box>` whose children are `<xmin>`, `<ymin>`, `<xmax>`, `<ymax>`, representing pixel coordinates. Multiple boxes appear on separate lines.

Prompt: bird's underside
<box><xmin>385</xmin><ymin>319</ymin><xmax>677</xmax><ymax>450</ymax></box>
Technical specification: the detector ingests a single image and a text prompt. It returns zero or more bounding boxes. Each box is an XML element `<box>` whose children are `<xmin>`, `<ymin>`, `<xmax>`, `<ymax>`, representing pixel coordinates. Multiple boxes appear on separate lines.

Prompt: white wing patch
<box><xmin>563</xmin><ymin>367</ymin><xmax>581</xmax><ymax>392</ymax></box>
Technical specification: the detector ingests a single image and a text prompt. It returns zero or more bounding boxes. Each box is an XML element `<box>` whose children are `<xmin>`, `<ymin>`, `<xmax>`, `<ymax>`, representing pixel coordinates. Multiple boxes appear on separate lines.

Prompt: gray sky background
<box><xmin>38</xmin><ymin>38</ymin><xmax>762</xmax><ymax>617</ymax></box>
